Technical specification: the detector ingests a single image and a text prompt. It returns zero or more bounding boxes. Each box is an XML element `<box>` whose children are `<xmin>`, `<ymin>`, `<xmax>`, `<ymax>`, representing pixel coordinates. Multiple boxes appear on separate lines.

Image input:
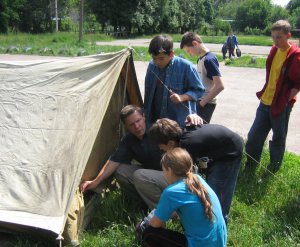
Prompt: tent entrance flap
<box><xmin>0</xmin><ymin>49</ymin><xmax>143</xmax><ymax>235</ymax></box>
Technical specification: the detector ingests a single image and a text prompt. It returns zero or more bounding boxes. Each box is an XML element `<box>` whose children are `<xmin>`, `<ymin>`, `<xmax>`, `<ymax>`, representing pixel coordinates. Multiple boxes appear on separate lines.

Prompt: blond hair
<box><xmin>271</xmin><ymin>20</ymin><xmax>291</xmax><ymax>34</ymax></box>
<box><xmin>161</xmin><ymin>147</ymin><xmax>214</xmax><ymax>221</ymax></box>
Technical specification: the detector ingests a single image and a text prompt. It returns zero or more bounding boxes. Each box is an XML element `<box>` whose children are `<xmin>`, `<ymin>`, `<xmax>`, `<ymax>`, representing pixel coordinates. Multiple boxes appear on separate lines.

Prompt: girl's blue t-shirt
<box><xmin>155</xmin><ymin>174</ymin><xmax>227</xmax><ymax>247</ymax></box>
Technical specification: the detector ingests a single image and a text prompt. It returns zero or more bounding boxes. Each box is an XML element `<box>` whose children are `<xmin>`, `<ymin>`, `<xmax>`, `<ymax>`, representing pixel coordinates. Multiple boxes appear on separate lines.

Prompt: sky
<box><xmin>271</xmin><ymin>0</ymin><xmax>290</xmax><ymax>7</ymax></box>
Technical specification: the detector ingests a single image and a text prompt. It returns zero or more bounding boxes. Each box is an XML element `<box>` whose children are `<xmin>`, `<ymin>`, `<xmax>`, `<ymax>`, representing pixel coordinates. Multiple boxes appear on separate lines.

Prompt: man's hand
<box><xmin>185</xmin><ymin>114</ymin><xmax>203</xmax><ymax>126</ymax></box>
<box><xmin>80</xmin><ymin>180</ymin><xmax>97</xmax><ymax>193</ymax></box>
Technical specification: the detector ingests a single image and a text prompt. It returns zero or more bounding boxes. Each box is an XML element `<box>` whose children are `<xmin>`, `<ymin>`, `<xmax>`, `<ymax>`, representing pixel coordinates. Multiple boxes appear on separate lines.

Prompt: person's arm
<box><xmin>80</xmin><ymin>160</ymin><xmax>120</xmax><ymax>192</ymax></box>
<box><xmin>169</xmin><ymin>59</ymin><xmax>204</xmax><ymax>104</ymax></box>
<box><xmin>235</xmin><ymin>35</ymin><xmax>238</xmax><ymax>46</ymax></box>
<box><xmin>170</xmin><ymin>92</ymin><xmax>192</xmax><ymax>103</ymax></box>
<box><xmin>149</xmin><ymin>215</ymin><xmax>165</xmax><ymax>228</ymax></box>
<box><xmin>199</xmin><ymin>76</ymin><xmax>224</xmax><ymax>107</ymax></box>
<box><xmin>185</xmin><ymin>114</ymin><xmax>203</xmax><ymax>126</ymax></box>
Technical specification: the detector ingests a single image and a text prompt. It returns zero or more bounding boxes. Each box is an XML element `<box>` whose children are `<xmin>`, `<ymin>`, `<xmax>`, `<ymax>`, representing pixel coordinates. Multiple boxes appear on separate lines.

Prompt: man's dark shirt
<box><xmin>180</xmin><ymin>124</ymin><xmax>244</xmax><ymax>162</ymax></box>
<box><xmin>109</xmin><ymin>133</ymin><xmax>162</xmax><ymax>170</ymax></box>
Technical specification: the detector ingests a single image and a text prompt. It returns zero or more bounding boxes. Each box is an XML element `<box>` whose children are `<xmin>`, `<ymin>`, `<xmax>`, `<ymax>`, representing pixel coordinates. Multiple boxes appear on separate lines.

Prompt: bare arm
<box><xmin>80</xmin><ymin>160</ymin><xmax>120</xmax><ymax>192</ymax></box>
<box><xmin>149</xmin><ymin>215</ymin><xmax>165</xmax><ymax>228</ymax></box>
<box><xmin>170</xmin><ymin>92</ymin><xmax>192</xmax><ymax>104</ymax></box>
<box><xmin>199</xmin><ymin>76</ymin><xmax>224</xmax><ymax>107</ymax></box>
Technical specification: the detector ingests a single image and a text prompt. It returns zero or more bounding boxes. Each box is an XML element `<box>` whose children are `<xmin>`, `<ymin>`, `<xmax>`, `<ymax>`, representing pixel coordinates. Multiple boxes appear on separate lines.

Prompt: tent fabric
<box><xmin>0</xmin><ymin>49</ymin><xmax>142</xmax><ymax>235</ymax></box>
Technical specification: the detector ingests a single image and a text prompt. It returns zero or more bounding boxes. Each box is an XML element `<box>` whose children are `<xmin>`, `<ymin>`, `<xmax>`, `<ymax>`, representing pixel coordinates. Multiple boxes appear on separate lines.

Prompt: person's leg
<box><xmin>114</xmin><ymin>164</ymin><xmax>141</xmax><ymax>199</ymax></box>
<box><xmin>228</xmin><ymin>46</ymin><xmax>233</xmax><ymax>58</ymax></box>
<box><xmin>245</xmin><ymin>103</ymin><xmax>271</xmax><ymax>169</ymax></box>
<box><xmin>133</xmin><ymin>169</ymin><xmax>168</xmax><ymax>209</ymax></box>
<box><xmin>268</xmin><ymin>103</ymin><xmax>292</xmax><ymax>173</ymax></box>
<box><xmin>142</xmin><ymin>226</ymin><xmax>187</xmax><ymax>247</ymax></box>
<box><xmin>232</xmin><ymin>48</ymin><xmax>235</xmax><ymax>57</ymax></box>
<box><xmin>206</xmin><ymin>155</ymin><xmax>242</xmax><ymax>224</ymax></box>
<box><xmin>196</xmin><ymin>102</ymin><xmax>216</xmax><ymax>124</ymax></box>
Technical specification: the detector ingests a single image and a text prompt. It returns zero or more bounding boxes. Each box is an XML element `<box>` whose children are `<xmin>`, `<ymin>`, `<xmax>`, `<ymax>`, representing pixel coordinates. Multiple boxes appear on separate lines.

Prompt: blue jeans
<box><xmin>206</xmin><ymin>154</ymin><xmax>243</xmax><ymax>223</ymax></box>
<box><xmin>245</xmin><ymin>102</ymin><xmax>291</xmax><ymax>170</ymax></box>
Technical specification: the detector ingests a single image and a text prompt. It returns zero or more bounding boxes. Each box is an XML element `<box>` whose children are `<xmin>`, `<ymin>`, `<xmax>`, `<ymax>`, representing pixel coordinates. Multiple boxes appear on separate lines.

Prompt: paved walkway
<box><xmin>1</xmin><ymin>54</ymin><xmax>299</xmax><ymax>155</ymax></box>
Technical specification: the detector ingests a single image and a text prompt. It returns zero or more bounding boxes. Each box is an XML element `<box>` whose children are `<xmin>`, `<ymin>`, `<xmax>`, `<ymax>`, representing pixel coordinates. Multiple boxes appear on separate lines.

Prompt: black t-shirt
<box><xmin>179</xmin><ymin>124</ymin><xmax>243</xmax><ymax>162</ymax></box>
<box><xmin>109</xmin><ymin>133</ymin><xmax>162</xmax><ymax>170</ymax></box>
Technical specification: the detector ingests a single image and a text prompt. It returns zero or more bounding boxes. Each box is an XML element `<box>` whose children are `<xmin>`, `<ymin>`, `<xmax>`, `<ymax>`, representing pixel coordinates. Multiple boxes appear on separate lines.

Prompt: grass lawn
<box><xmin>9</xmin><ymin>149</ymin><xmax>300</xmax><ymax>247</ymax></box>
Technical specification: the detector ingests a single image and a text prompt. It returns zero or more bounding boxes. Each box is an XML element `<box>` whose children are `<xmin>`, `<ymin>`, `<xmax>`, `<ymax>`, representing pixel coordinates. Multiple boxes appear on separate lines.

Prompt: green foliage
<box><xmin>203</xmin><ymin>0</ymin><xmax>214</xmax><ymax>23</ymax></box>
<box><xmin>287</xmin><ymin>0</ymin><xmax>300</xmax><ymax>13</ymax></box>
<box><xmin>131</xmin><ymin>0</ymin><xmax>159</xmax><ymax>34</ymax></box>
<box><xmin>213</xmin><ymin>18</ymin><xmax>232</xmax><ymax>36</ymax></box>
<box><xmin>289</xmin><ymin>7</ymin><xmax>300</xmax><ymax>28</ymax></box>
<box><xmin>269</xmin><ymin>6</ymin><xmax>289</xmax><ymax>24</ymax></box>
<box><xmin>236</xmin><ymin>0</ymin><xmax>272</xmax><ymax>31</ymax></box>
<box><xmin>224</xmin><ymin>56</ymin><xmax>266</xmax><ymax>68</ymax></box>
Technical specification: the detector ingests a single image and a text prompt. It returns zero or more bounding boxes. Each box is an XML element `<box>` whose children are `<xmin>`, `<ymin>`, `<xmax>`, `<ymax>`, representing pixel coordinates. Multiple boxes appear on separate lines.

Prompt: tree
<box><xmin>160</xmin><ymin>0</ymin><xmax>180</xmax><ymax>33</ymax></box>
<box><xmin>177</xmin><ymin>0</ymin><xmax>205</xmax><ymax>33</ymax></box>
<box><xmin>235</xmin><ymin>0</ymin><xmax>272</xmax><ymax>32</ymax></box>
<box><xmin>0</xmin><ymin>0</ymin><xmax>9</xmax><ymax>33</ymax></box>
<box><xmin>289</xmin><ymin>7</ymin><xmax>300</xmax><ymax>28</ymax></box>
<box><xmin>269</xmin><ymin>6</ymin><xmax>289</xmax><ymax>24</ymax></box>
<box><xmin>88</xmin><ymin>0</ymin><xmax>138</xmax><ymax>32</ymax></box>
<box><xmin>132</xmin><ymin>0</ymin><xmax>159</xmax><ymax>34</ymax></box>
<box><xmin>203</xmin><ymin>0</ymin><xmax>214</xmax><ymax>23</ymax></box>
<box><xmin>86</xmin><ymin>1</ymin><xmax>110</xmax><ymax>32</ymax></box>
<box><xmin>287</xmin><ymin>0</ymin><xmax>300</xmax><ymax>12</ymax></box>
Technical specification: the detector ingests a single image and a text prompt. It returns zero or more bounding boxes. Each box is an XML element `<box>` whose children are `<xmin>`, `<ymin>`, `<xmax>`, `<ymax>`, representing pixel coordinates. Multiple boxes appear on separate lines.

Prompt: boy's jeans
<box><xmin>245</xmin><ymin>102</ymin><xmax>291</xmax><ymax>171</ymax></box>
<box><xmin>206</xmin><ymin>154</ymin><xmax>243</xmax><ymax>224</ymax></box>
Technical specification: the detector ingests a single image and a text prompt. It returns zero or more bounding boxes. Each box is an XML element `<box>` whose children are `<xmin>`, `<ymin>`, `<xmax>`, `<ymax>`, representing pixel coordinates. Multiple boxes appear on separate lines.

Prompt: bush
<box><xmin>244</xmin><ymin>26</ymin><xmax>262</xmax><ymax>35</ymax></box>
<box><xmin>198</xmin><ymin>22</ymin><xmax>214</xmax><ymax>36</ymax></box>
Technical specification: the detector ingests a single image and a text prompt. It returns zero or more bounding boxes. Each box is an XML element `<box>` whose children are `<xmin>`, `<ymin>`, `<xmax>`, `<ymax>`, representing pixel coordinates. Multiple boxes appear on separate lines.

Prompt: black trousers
<box><xmin>196</xmin><ymin>102</ymin><xmax>216</xmax><ymax>124</ymax></box>
<box><xmin>142</xmin><ymin>226</ymin><xmax>187</xmax><ymax>247</ymax></box>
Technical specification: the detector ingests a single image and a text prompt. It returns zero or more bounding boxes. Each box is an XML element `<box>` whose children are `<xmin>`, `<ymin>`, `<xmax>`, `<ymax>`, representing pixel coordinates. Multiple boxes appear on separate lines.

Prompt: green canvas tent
<box><xmin>0</xmin><ymin>48</ymin><xmax>143</xmax><ymax>243</ymax></box>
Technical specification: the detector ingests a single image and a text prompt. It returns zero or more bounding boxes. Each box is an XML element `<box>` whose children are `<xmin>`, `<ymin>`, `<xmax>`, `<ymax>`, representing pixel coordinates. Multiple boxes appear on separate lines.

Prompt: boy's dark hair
<box><xmin>180</xmin><ymin>32</ymin><xmax>203</xmax><ymax>49</ymax></box>
<box><xmin>148</xmin><ymin>118</ymin><xmax>183</xmax><ymax>144</ymax></box>
<box><xmin>148</xmin><ymin>35</ymin><xmax>173</xmax><ymax>56</ymax></box>
<box><xmin>120</xmin><ymin>105</ymin><xmax>143</xmax><ymax>124</ymax></box>
<box><xmin>271</xmin><ymin>20</ymin><xmax>291</xmax><ymax>34</ymax></box>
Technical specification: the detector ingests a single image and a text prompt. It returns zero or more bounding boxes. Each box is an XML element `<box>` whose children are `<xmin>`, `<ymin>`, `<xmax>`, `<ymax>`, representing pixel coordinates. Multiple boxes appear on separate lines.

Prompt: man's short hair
<box><xmin>148</xmin><ymin>35</ymin><xmax>173</xmax><ymax>56</ymax></box>
<box><xmin>120</xmin><ymin>105</ymin><xmax>143</xmax><ymax>124</ymax></box>
<box><xmin>148</xmin><ymin>118</ymin><xmax>183</xmax><ymax>144</ymax></box>
<box><xmin>180</xmin><ymin>32</ymin><xmax>203</xmax><ymax>49</ymax></box>
<box><xmin>271</xmin><ymin>20</ymin><xmax>291</xmax><ymax>34</ymax></box>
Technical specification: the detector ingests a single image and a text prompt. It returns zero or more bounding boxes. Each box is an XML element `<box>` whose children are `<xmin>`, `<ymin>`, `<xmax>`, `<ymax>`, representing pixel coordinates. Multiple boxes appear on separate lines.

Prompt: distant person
<box><xmin>226</xmin><ymin>31</ymin><xmax>238</xmax><ymax>58</ymax></box>
<box><xmin>245</xmin><ymin>20</ymin><xmax>300</xmax><ymax>174</ymax></box>
<box><xmin>144</xmin><ymin>34</ymin><xmax>205</xmax><ymax>128</ymax></box>
<box><xmin>222</xmin><ymin>41</ymin><xmax>228</xmax><ymax>59</ymax></box>
<box><xmin>80</xmin><ymin>105</ymin><xmax>202</xmax><ymax>209</ymax></box>
<box><xmin>180</xmin><ymin>32</ymin><xmax>225</xmax><ymax>123</ymax></box>
<box><xmin>149</xmin><ymin>118</ymin><xmax>244</xmax><ymax>224</ymax></box>
<box><xmin>139</xmin><ymin>148</ymin><xmax>227</xmax><ymax>247</ymax></box>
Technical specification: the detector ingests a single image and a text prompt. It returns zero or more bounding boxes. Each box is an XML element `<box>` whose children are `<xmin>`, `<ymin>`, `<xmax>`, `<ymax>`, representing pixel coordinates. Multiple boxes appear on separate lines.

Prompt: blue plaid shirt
<box><xmin>144</xmin><ymin>56</ymin><xmax>204</xmax><ymax>128</ymax></box>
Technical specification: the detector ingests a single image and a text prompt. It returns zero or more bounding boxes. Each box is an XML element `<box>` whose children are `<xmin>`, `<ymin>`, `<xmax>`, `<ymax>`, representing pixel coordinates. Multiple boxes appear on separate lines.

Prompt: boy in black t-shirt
<box><xmin>149</xmin><ymin>118</ymin><xmax>244</xmax><ymax>224</ymax></box>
